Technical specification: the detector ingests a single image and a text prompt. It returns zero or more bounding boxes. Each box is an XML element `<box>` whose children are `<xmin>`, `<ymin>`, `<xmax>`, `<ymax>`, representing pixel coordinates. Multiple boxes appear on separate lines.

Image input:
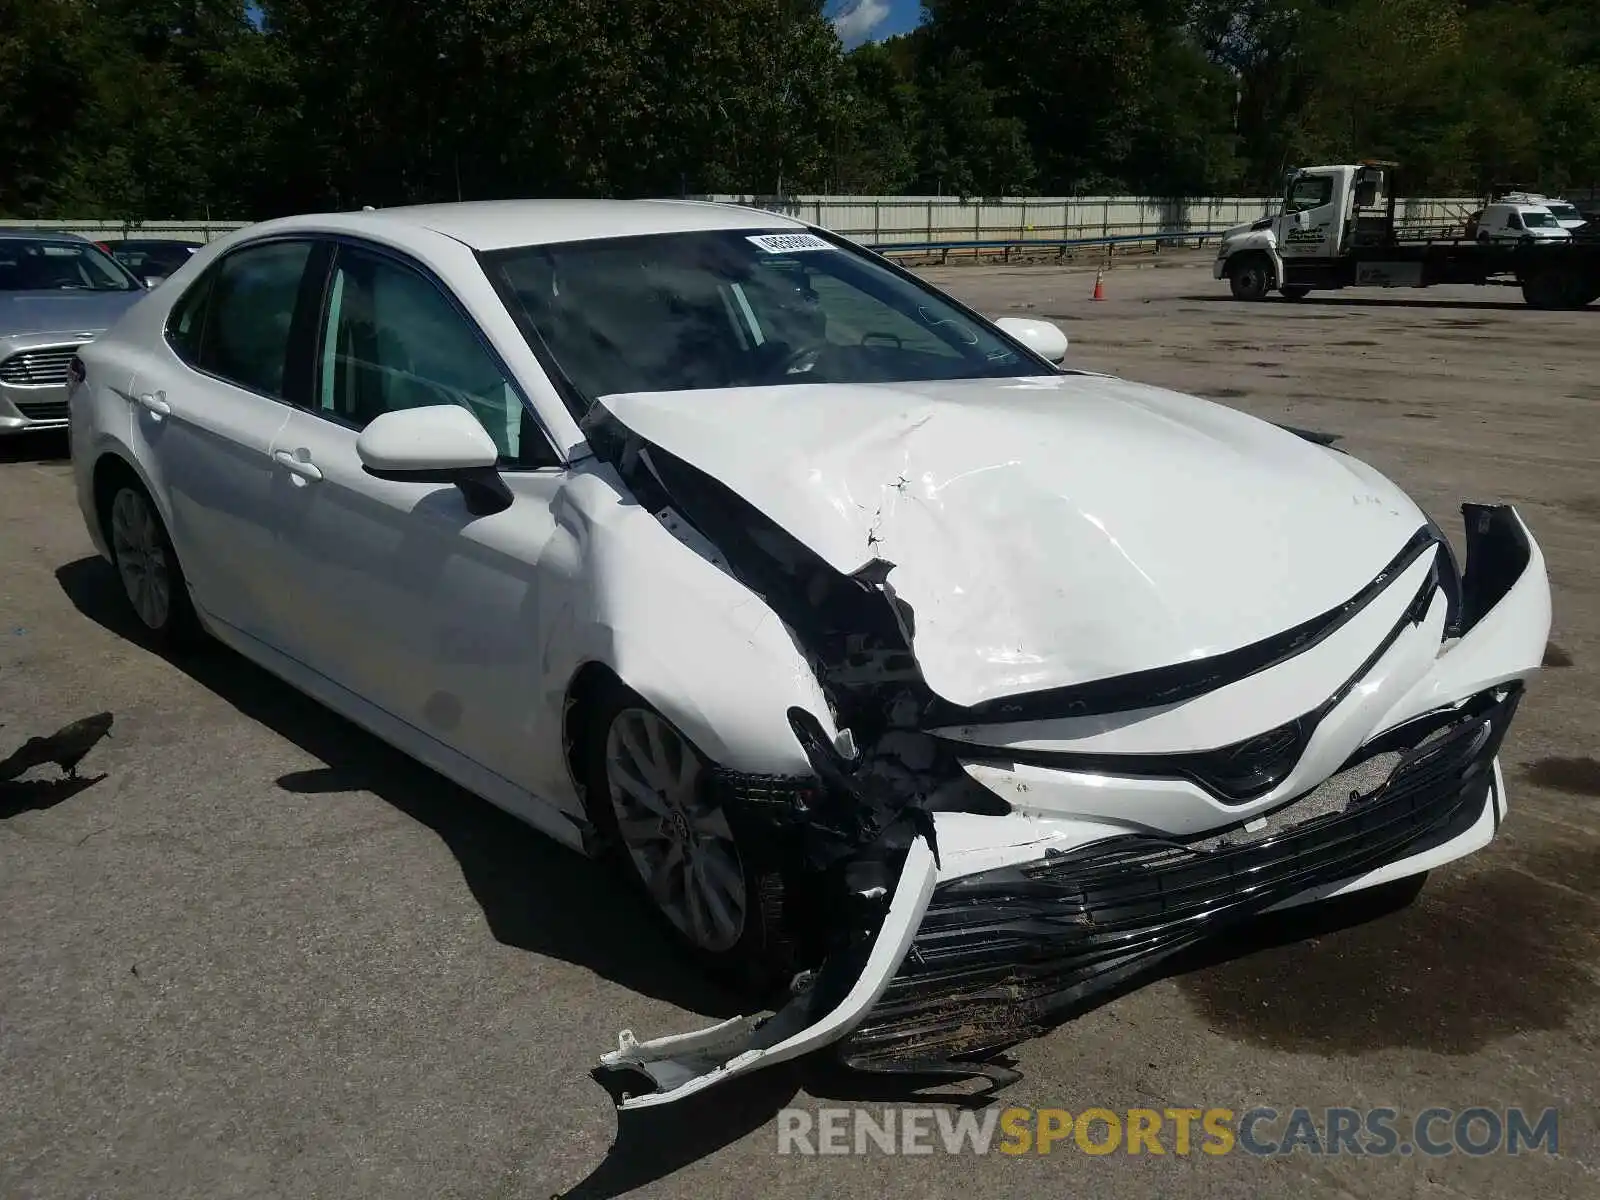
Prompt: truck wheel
<box><xmin>1280</xmin><ymin>286</ymin><xmax>1312</xmax><ymax>301</ymax></box>
<box><xmin>1228</xmin><ymin>256</ymin><xmax>1272</xmax><ymax>301</ymax></box>
<box><xmin>1522</xmin><ymin>268</ymin><xmax>1585</xmax><ymax>310</ymax></box>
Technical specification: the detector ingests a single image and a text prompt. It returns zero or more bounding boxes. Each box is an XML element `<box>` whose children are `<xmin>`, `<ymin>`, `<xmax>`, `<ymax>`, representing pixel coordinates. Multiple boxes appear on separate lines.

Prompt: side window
<box><xmin>166</xmin><ymin>272</ymin><xmax>212</xmax><ymax>364</ymax></box>
<box><xmin>173</xmin><ymin>240</ymin><xmax>312</xmax><ymax>398</ymax></box>
<box><xmin>315</xmin><ymin>245</ymin><xmax>556</xmax><ymax>467</ymax></box>
<box><xmin>1285</xmin><ymin>177</ymin><xmax>1333</xmax><ymax>214</ymax></box>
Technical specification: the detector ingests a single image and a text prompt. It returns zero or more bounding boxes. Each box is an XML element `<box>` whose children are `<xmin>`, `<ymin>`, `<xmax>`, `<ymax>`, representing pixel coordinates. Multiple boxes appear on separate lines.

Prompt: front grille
<box><xmin>838</xmin><ymin>686</ymin><xmax>1519</xmax><ymax>1074</ymax></box>
<box><xmin>0</xmin><ymin>345</ymin><xmax>82</xmax><ymax>386</ymax></box>
<box><xmin>14</xmin><ymin>399</ymin><xmax>68</xmax><ymax>422</ymax></box>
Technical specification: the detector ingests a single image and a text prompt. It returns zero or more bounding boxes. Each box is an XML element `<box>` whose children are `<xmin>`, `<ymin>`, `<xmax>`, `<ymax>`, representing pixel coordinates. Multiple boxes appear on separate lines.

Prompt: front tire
<box><xmin>104</xmin><ymin>480</ymin><xmax>198</xmax><ymax>650</ymax></box>
<box><xmin>1228</xmin><ymin>255</ymin><xmax>1272</xmax><ymax>301</ymax></box>
<box><xmin>582</xmin><ymin>683</ymin><xmax>793</xmax><ymax>992</ymax></box>
<box><xmin>1280</xmin><ymin>285</ymin><xmax>1312</xmax><ymax>301</ymax></box>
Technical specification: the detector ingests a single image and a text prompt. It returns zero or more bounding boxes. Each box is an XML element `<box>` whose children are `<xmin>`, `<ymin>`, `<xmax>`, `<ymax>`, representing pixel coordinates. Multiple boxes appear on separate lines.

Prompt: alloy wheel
<box><xmin>604</xmin><ymin>707</ymin><xmax>748</xmax><ymax>953</ymax></box>
<box><xmin>110</xmin><ymin>487</ymin><xmax>171</xmax><ymax>631</ymax></box>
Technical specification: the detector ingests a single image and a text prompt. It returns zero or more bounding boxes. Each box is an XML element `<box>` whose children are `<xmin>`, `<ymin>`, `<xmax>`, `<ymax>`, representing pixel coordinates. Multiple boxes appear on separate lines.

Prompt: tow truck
<box><xmin>1215</xmin><ymin>161</ymin><xmax>1600</xmax><ymax>309</ymax></box>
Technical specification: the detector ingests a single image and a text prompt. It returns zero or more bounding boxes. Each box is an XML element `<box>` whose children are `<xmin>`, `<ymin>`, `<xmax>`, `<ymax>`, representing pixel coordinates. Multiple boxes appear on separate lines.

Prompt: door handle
<box><xmin>136</xmin><ymin>390</ymin><xmax>170</xmax><ymax>417</ymax></box>
<box><xmin>273</xmin><ymin>449</ymin><xmax>323</xmax><ymax>482</ymax></box>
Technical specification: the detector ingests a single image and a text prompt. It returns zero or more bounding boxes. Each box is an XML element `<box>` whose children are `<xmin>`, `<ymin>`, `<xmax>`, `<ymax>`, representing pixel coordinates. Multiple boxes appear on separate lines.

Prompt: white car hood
<box><xmin>598</xmin><ymin>374</ymin><xmax>1426</xmax><ymax>709</ymax></box>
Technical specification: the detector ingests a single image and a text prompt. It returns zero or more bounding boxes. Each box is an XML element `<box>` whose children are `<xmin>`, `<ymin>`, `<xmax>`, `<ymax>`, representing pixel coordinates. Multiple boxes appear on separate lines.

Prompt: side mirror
<box><xmin>143</xmin><ymin>276</ymin><xmax>164</xmax><ymax>289</ymax></box>
<box><xmin>357</xmin><ymin>404</ymin><xmax>512</xmax><ymax>516</ymax></box>
<box><xmin>994</xmin><ymin>316</ymin><xmax>1069</xmax><ymax>364</ymax></box>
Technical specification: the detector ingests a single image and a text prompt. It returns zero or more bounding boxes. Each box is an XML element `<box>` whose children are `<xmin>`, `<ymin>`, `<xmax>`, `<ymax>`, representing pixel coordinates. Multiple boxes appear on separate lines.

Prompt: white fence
<box><xmin>0</xmin><ymin>218</ymin><xmax>247</xmax><ymax>242</ymax></box>
<box><xmin>696</xmin><ymin>194</ymin><xmax>1482</xmax><ymax>246</ymax></box>
<box><xmin>1</xmin><ymin>194</ymin><xmax>1484</xmax><ymax>250</ymax></box>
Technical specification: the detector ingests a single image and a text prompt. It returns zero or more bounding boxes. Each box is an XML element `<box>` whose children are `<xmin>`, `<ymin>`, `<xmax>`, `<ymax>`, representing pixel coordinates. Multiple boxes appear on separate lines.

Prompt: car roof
<box><xmin>262</xmin><ymin>199</ymin><xmax>806</xmax><ymax>252</ymax></box>
<box><xmin>0</xmin><ymin>228</ymin><xmax>90</xmax><ymax>243</ymax></box>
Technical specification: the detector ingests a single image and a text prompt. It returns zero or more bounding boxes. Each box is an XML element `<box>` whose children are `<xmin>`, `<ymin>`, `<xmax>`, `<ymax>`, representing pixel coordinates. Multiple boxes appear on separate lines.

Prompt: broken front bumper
<box><xmin>839</xmin><ymin>686</ymin><xmax>1517</xmax><ymax>1074</ymax></box>
<box><xmin>597</xmin><ymin>505</ymin><xmax>1549</xmax><ymax>1108</ymax></box>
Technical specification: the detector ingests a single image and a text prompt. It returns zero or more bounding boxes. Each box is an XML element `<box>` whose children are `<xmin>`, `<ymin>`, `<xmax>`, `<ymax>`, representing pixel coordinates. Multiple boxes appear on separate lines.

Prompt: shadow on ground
<box><xmin>0</xmin><ymin>430</ymin><xmax>69</xmax><ymax>464</ymax></box>
<box><xmin>1177</xmin><ymin>843</ymin><xmax>1600</xmax><ymax>1055</ymax></box>
<box><xmin>0</xmin><ymin>773</ymin><xmax>107</xmax><ymax>819</ymax></box>
<box><xmin>54</xmin><ymin>554</ymin><xmax>741</xmax><ymax>1020</ymax></box>
<box><xmin>1181</xmin><ymin>293</ymin><xmax>1534</xmax><ymax>312</ymax></box>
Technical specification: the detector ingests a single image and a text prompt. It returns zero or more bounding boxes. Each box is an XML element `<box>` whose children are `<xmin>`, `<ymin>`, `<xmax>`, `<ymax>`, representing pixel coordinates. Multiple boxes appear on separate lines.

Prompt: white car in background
<box><xmin>66</xmin><ymin>201</ymin><xmax>1550</xmax><ymax>1109</ymax></box>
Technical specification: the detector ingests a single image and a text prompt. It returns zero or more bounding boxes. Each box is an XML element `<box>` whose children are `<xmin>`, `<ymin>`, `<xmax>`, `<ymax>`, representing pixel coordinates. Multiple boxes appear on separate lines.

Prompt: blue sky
<box><xmin>826</xmin><ymin>0</ymin><xmax>923</xmax><ymax>48</ymax></box>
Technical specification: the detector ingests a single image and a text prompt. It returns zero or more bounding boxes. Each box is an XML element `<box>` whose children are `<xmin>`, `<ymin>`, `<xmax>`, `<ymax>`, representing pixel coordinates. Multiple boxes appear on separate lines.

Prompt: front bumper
<box><xmin>840</xmin><ymin>686</ymin><xmax>1516</xmax><ymax>1074</ymax></box>
<box><xmin>598</xmin><ymin>504</ymin><xmax>1549</xmax><ymax>1107</ymax></box>
<box><xmin>0</xmin><ymin>380</ymin><xmax>72</xmax><ymax>433</ymax></box>
<box><xmin>0</xmin><ymin>338</ymin><xmax>88</xmax><ymax>433</ymax></box>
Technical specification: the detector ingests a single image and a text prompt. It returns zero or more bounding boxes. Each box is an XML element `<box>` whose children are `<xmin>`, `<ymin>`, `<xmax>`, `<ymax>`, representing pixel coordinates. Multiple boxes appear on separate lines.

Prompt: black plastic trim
<box><xmin>1457</xmin><ymin>503</ymin><xmax>1531</xmax><ymax>635</ymax></box>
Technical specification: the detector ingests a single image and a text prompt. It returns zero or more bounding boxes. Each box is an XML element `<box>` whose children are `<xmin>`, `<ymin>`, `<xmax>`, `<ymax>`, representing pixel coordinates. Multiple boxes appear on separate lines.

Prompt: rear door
<box><xmin>123</xmin><ymin>238</ymin><xmax>324</xmax><ymax>644</ymax></box>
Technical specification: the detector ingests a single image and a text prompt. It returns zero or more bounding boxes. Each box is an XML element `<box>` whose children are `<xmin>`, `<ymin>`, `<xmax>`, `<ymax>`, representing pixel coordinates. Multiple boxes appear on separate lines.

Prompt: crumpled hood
<box><xmin>599</xmin><ymin>374</ymin><xmax>1425</xmax><ymax>708</ymax></box>
<box><xmin>0</xmin><ymin>289</ymin><xmax>144</xmax><ymax>338</ymax></box>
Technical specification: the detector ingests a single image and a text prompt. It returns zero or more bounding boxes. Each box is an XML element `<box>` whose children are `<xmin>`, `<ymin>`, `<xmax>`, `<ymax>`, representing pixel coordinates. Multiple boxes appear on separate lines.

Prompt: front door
<box><xmin>1279</xmin><ymin>173</ymin><xmax>1340</xmax><ymax>259</ymax></box>
<box><xmin>266</xmin><ymin>240</ymin><xmax>569</xmax><ymax>796</ymax></box>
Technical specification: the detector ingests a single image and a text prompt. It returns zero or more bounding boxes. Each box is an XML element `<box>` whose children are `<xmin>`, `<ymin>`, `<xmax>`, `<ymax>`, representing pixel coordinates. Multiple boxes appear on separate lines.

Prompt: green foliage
<box><xmin>1</xmin><ymin>0</ymin><xmax>1596</xmax><ymax>218</ymax></box>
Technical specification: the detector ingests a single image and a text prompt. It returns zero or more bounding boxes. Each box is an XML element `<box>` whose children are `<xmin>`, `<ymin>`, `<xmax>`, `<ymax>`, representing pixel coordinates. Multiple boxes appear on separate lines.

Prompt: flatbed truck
<box><xmin>1214</xmin><ymin>161</ymin><xmax>1600</xmax><ymax>309</ymax></box>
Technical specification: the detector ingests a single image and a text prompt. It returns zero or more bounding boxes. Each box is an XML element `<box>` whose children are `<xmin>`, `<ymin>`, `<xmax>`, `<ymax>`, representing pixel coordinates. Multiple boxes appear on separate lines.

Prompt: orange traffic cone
<box><xmin>1091</xmin><ymin>267</ymin><xmax>1106</xmax><ymax>301</ymax></box>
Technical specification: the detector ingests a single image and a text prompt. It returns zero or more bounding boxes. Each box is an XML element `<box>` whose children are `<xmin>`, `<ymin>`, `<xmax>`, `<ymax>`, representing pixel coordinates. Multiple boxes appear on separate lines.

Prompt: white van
<box><xmin>1474</xmin><ymin>202</ymin><xmax>1573</xmax><ymax>244</ymax></box>
<box><xmin>1498</xmin><ymin>193</ymin><xmax>1586</xmax><ymax>232</ymax></box>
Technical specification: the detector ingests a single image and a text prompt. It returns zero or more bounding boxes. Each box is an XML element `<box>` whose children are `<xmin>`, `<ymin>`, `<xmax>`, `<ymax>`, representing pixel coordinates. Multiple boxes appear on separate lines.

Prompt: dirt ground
<box><xmin>1</xmin><ymin>257</ymin><xmax>1595</xmax><ymax>1199</ymax></box>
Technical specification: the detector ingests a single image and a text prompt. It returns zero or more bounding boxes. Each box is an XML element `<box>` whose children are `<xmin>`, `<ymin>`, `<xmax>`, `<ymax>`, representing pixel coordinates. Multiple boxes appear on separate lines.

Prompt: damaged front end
<box><xmin>587</xmin><ymin>397</ymin><xmax>1550</xmax><ymax>1109</ymax></box>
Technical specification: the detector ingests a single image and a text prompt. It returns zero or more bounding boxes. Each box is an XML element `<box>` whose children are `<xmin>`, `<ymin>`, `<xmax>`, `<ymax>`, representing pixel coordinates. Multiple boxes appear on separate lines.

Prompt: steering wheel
<box><xmin>774</xmin><ymin>340</ymin><xmax>826</xmax><ymax>378</ymax></box>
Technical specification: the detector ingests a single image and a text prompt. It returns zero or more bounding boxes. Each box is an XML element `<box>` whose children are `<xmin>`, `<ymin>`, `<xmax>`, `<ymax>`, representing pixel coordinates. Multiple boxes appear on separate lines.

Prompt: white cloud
<box><xmin>832</xmin><ymin>0</ymin><xmax>892</xmax><ymax>47</ymax></box>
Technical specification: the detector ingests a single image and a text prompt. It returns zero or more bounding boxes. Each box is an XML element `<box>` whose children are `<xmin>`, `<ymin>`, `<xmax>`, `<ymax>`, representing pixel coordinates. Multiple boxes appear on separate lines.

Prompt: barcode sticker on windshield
<box><xmin>746</xmin><ymin>233</ymin><xmax>835</xmax><ymax>254</ymax></box>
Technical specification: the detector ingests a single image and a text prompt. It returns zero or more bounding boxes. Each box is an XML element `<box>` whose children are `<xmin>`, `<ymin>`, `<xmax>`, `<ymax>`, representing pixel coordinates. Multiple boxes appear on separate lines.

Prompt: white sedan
<box><xmin>66</xmin><ymin>201</ymin><xmax>1551</xmax><ymax>1107</ymax></box>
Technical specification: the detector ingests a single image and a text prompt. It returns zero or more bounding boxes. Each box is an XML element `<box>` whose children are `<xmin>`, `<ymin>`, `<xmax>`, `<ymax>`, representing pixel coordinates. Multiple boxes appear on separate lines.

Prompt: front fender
<box><xmin>529</xmin><ymin>465</ymin><xmax>838</xmax><ymax>807</ymax></box>
<box><xmin>1221</xmin><ymin>231</ymin><xmax>1286</xmax><ymax>288</ymax></box>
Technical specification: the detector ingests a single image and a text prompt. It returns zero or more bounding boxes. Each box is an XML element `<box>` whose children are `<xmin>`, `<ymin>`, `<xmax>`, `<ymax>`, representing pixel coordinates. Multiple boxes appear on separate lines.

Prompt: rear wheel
<box><xmin>1521</xmin><ymin>267</ymin><xmax>1587</xmax><ymax>310</ymax></box>
<box><xmin>103</xmin><ymin>479</ymin><xmax>199</xmax><ymax>650</ymax></box>
<box><xmin>1228</xmin><ymin>255</ymin><xmax>1272</xmax><ymax>301</ymax></box>
<box><xmin>1280</xmin><ymin>285</ymin><xmax>1312</xmax><ymax>301</ymax></box>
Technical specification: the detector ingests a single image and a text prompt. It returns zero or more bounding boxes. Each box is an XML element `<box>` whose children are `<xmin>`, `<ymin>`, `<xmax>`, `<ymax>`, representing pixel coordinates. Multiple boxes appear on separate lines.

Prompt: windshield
<box><xmin>480</xmin><ymin>229</ymin><xmax>1050</xmax><ymax>413</ymax></box>
<box><xmin>0</xmin><ymin>238</ymin><xmax>140</xmax><ymax>292</ymax></box>
<box><xmin>1521</xmin><ymin>211</ymin><xmax>1560</xmax><ymax>229</ymax></box>
<box><xmin>1546</xmin><ymin>203</ymin><xmax>1580</xmax><ymax>222</ymax></box>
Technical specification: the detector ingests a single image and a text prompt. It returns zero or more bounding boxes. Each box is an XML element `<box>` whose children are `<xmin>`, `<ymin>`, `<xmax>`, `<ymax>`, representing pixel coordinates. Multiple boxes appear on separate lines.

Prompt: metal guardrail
<box><xmin>865</xmin><ymin>228</ymin><xmax>1229</xmax><ymax>262</ymax></box>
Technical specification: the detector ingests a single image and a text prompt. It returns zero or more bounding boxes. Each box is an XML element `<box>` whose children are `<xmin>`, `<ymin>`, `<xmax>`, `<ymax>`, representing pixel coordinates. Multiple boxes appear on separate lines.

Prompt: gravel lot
<box><xmin>2</xmin><ymin>258</ymin><xmax>1596</xmax><ymax>1199</ymax></box>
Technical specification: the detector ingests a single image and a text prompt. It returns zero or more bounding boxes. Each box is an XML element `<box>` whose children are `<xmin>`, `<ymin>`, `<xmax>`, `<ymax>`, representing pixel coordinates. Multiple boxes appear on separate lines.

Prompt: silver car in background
<box><xmin>0</xmin><ymin>231</ymin><xmax>147</xmax><ymax>434</ymax></box>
